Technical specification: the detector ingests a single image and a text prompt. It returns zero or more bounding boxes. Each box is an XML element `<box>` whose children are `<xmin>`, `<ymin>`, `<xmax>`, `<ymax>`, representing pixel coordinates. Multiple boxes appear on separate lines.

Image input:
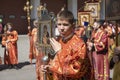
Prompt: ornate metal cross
<box><xmin>24</xmin><ymin>0</ymin><xmax>33</xmax><ymax>26</ymax></box>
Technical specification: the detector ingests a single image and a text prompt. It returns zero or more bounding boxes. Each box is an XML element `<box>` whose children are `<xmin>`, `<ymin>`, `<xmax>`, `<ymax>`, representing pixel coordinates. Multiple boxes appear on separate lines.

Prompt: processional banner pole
<box><xmin>23</xmin><ymin>0</ymin><xmax>33</xmax><ymax>27</ymax></box>
<box><xmin>37</xmin><ymin>3</ymin><xmax>51</xmax><ymax>80</ymax></box>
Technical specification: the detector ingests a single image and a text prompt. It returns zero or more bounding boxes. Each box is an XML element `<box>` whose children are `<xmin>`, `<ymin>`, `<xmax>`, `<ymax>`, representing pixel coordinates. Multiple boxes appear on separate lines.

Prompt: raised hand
<box><xmin>49</xmin><ymin>38</ymin><xmax>61</xmax><ymax>53</ymax></box>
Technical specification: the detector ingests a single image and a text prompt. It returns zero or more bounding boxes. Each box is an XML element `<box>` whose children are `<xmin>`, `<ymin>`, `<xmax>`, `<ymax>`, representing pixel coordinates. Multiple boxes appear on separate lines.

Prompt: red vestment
<box><xmin>74</xmin><ymin>27</ymin><xmax>85</xmax><ymax>37</ymax></box>
<box><xmin>36</xmin><ymin>34</ymin><xmax>92</xmax><ymax>80</ymax></box>
<box><xmin>2</xmin><ymin>30</ymin><xmax>18</xmax><ymax>65</ymax></box>
<box><xmin>36</xmin><ymin>53</ymin><xmax>44</xmax><ymax>80</ymax></box>
<box><xmin>49</xmin><ymin>34</ymin><xmax>92</xmax><ymax>80</ymax></box>
<box><xmin>28</xmin><ymin>28</ymin><xmax>38</xmax><ymax>59</ymax></box>
<box><xmin>91</xmin><ymin>29</ymin><xmax>109</xmax><ymax>80</ymax></box>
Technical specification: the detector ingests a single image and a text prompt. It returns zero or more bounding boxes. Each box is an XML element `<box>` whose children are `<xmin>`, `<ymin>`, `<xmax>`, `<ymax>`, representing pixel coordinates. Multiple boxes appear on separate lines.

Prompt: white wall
<box><xmin>68</xmin><ymin>0</ymin><xmax>77</xmax><ymax>19</ymax></box>
<box><xmin>100</xmin><ymin>0</ymin><xmax>105</xmax><ymax>20</ymax></box>
<box><xmin>31</xmin><ymin>0</ymin><xmax>40</xmax><ymax>20</ymax></box>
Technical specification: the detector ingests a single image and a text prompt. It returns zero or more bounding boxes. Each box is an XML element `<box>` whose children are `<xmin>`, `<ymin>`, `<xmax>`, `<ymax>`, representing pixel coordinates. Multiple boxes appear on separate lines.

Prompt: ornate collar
<box><xmin>62</xmin><ymin>32</ymin><xmax>74</xmax><ymax>43</ymax></box>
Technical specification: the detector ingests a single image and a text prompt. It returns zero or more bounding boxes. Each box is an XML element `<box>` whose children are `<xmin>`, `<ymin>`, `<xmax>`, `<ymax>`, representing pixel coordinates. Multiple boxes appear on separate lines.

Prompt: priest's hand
<box><xmin>87</xmin><ymin>41</ymin><xmax>93</xmax><ymax>51</ymax></box>
<box><xmin>49</xmin><ymin>38</ymin><xmax>61</xmax><ymax>53</ymax></box>
<box><xmin>40</xmin><ymin>65</ymin><xmax>50</xmax><ymax>72</ymax></box>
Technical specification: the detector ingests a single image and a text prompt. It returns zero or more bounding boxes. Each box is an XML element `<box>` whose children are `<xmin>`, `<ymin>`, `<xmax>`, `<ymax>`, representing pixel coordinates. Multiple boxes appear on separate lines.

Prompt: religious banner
<box><xmin>38</xmin><ymin>21</ymin><xmax>52</xmax><ymax>44</ymax></box>
<box><xmin>85</xmin><ymin>2</ymin><xmax>100</xmax><ymax>19</ymax></box>
<box><xmin>106</xmin><ymin>0</ymin><xmax>120</xmax><ymax>20</ymax></box>
<box><xmin>37</xmin><ymin>3</ymin><xmax>55</xmax><ymax>57</ymax></box>
<box><xmin>78</xmin><ymin>11</ymin><xmax>91</xmax><ymax>26</ymax></box>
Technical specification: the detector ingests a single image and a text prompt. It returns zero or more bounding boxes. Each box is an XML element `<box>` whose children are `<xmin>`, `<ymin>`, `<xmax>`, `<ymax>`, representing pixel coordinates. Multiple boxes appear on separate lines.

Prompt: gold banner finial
<box><xmin>23</xmin><ymin>0</ymin><xmax>33</xmax><ymax>26</ymax></box>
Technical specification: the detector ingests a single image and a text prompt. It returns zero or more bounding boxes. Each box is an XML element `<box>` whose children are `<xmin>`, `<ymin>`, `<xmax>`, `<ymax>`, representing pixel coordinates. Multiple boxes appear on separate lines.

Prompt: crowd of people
<box><xmin>33</xmin><ymin>9</ymin><xmax>120</xmax><ymax>80</ymax></box>
<box><xmin>0</xmin><ymin>9</ymin><xmax>120</xmax><ymax>80</ymax></box>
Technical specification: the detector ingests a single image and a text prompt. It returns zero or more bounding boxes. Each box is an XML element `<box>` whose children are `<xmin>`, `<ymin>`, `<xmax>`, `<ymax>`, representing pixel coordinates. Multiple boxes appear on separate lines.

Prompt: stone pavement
<box><xmin>0</xmin><ymin>35</ymin><xmax>36</xmax><ymax>80</ymax></box>
<box><xmin>0</xmin><ymin>63</ymin><xmax>36</xmax><ymax>80</ymax></box>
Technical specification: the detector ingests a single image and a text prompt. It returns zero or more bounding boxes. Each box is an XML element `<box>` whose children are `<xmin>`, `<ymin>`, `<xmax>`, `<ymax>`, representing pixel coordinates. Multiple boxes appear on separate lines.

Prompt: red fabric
<box><xmin>29</xmin><ymin>36</ymin><xmax>34</xmax><ymax>59</ymax></box>
<box><xmin>36</xmin><ymin>53</ymin><xmax>44</xmax><ymax>80</ymax></box>
<box><xmin>36</xmin><ymin>34</ymin><xmax>92</xmax><ymax>80</ymax></box>
<box><xmin>49</xmin><ymin>35</ymin><xmax>91</xmax><ymax>80</ymax></box>
<box><xmin>74</xmin><ymin>27</ymin><xmax>85</xmax><ymax>37</ymax></box>
<box><xmin>92</xmin><ymin>29</ymin><xmax>109</xmax><ymax>80</ymax></box>
<box><xmin>28</xmin><ymin>28</ymin><xmax>38</xmax><ymax>59</ymax></box>
<box><xmin>2</xmin><ymin>30</ymin><xmax>18</xmax><ymax>65</ymax></box>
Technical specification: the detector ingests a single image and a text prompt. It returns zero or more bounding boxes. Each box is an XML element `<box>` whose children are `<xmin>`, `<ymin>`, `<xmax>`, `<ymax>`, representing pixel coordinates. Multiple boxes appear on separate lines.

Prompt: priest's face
<box><xmin>93</xmin><ymin>22</ymin><xmax>99</xmax><ymax>30</ymax></box>
<box><xmin>57</xmin><ymin>19</ymin><xmax>73</xmax><ymax>37</ymax></box>
<box><xmin>7</xmin><ymin>24</ymin><xmax>12</xmax><ymax>31</ymax></box>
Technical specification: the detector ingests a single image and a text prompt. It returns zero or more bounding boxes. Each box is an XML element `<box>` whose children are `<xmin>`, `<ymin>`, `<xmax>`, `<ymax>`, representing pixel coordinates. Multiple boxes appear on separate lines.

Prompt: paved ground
<box><xmin>0</xmin><ymin>35</ymin><xmax>113</xmax><ymax>80</ymax></box>
<box><xmin>0</xmin><ymin>63</ymin><xmax>36</xmax><ymax>80</ymax></box>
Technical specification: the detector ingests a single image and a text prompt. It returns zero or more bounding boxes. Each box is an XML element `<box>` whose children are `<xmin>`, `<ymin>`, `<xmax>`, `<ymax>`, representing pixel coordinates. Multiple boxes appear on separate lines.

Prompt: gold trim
<box><xmin>94</xmin><ymin>30</ymin><xmax>104</xmax><ymax>43</ymax></box>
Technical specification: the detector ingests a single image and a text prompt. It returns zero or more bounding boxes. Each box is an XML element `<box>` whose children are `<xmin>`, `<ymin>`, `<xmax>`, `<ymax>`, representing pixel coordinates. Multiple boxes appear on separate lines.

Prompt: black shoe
<box><xmin>13</xmin><ymin>65</ymin><xmax>19</xmax><ymax>70</ymax></box>
<box><xmin>8</xmin><ymin>65</ymin><xmax>13</xmax><ymax>69</ymax></box>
